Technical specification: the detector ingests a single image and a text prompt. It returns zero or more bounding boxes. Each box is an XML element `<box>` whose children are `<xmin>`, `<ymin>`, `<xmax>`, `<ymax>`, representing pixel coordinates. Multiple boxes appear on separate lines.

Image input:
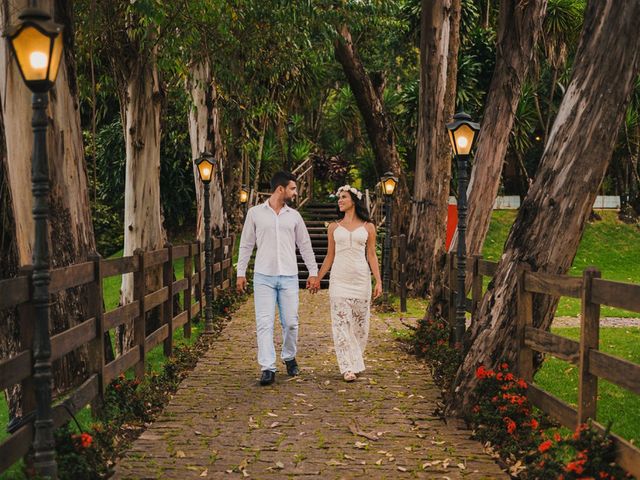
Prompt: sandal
<box><xmin>343</xmin><ymin>372</ymin><xmax>357</xmax><ymax>382</ymax></box>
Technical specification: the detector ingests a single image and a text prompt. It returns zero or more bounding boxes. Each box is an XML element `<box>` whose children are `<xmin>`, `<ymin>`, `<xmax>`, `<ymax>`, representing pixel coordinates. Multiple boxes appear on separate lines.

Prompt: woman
<box><xmin>317</xmin><ymin>185</ymin><xmax>382</xmax><ymax>382</ymax></box>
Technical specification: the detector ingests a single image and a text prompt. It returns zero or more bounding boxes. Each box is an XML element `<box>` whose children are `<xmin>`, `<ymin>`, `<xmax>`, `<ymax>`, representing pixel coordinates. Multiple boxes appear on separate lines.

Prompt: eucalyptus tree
<box><xmin>451</xmin><ymin>0</ymin><xmax>640</xmax><ymax>412</ymax></box>
<box><xmin>0</xmin><ymin>0</ymin><xmax>95</xmax><ymax>416</ymax></box>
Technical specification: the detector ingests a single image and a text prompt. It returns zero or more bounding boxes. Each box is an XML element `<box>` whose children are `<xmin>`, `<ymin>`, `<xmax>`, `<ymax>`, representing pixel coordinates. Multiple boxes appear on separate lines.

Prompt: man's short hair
<box><xmin>270</xmin><ymin>171</ymin><xmax>297</xmax><ymax>192</ymax></box>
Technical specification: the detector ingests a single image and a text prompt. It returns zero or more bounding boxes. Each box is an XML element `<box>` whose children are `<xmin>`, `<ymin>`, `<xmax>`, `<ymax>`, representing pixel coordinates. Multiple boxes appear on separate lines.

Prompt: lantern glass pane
<box><xmin>383</xmin><ymin>178</ymin><xmax>396</xmax><ymax>196</ymax></box>
<box><xmin>11</xmin><ymin>26</ymin><xmax>52</xmax><ymax>81</ymax></box>
<box><xmin>240</xmin><ymin>190</ymin><xmax>249</xmax><ymax>203</ymax></box>
<box><xmin>198</xmin><ymin>160</ymin><xmax>214</xmax><ymax>182</ymax></box>
<box><xmin>48</xmin><ymin>32</ymin><xmax>63</xmax><ymax>82</ymax></box>
<box><xmin>453</xmin><ymin>124</ymin><xmax>475</xmax><ymax>155</ymax></box>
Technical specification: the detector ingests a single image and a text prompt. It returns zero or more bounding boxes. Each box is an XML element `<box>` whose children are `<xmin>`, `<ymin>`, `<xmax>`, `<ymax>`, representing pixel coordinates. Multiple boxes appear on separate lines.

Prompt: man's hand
<box><xmin>306</xmin><ymin>276</ymin><xmax>320</xmax><ymax>294</ymax></box>
<box><xmin>237</xmin><ymin>276</ymin><xmax>247</xmax><ymax>293</ymax></box>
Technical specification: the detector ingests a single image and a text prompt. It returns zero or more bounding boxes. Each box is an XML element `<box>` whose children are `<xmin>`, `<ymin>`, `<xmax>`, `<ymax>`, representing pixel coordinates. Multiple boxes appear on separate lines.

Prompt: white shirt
<box><xmin>237</xmin><ymin>201</ymin><xmax>318</xmax><ymax>278</ymax></box>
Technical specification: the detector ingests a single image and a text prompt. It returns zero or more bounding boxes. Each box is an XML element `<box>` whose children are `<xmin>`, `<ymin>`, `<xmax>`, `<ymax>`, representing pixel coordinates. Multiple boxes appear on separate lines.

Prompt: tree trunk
<box><xmin>334</xmin><ymin>24</ymin><xmax>410</xmax><ymax>229</ymax></box>
<box><xmin>1</xmin><ymin>0</ymin><xmax>95</xmax><ymax>416</ymax></box>
<box><xmin>225</xmin><ymin>113</ymin><xmax>245</xmax><ymax>233</ymax></box>
<box><xmin>451</xmin><ymin>0</ymin><xmax>640</xmax><ymax>414</ymax></box>
<box><xmin>117</xmin><ymin>48</ymin><xmax>167</xmax><ymax>353</ymax></box>
<box><xmin>427</xmin><ymin>0</ymin><xmax>547</xmax><ymax>312</ymax></box>
<box><xmin>406</xmin><ymin>0</ymin><xmax>461</xmax><ymax>297</ymax></box>
<box><xmin>188</xmin><ymin>60</ymin><xmax>225</xmax><ymax>239</ymax></box>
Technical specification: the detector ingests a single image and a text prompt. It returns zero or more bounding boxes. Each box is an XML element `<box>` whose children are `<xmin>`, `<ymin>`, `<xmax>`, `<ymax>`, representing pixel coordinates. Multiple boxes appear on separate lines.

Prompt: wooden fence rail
<box><xmin>445</xmin><ymin>253</ymin><xmax>640</xmax><ymax>477</ymax></box>
<box><xmin>0</xmin><ymin>235</ymin><xmax>235</xmax><ymax>474</ymax></box>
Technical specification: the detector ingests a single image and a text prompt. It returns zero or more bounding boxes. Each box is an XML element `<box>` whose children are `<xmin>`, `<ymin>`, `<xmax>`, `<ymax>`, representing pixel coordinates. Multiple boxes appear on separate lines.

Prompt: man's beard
<box><xmin>285</xmin><ymin>196</ymin><xmax>296</xmax><ymax>206</ymax></box>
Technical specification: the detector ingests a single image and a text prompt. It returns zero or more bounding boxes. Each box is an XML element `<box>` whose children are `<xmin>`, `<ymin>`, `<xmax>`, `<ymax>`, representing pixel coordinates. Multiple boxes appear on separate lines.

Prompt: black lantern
<box><xmin>6</xmin><ymin>7</ymin><xmax>64</xmax><ymax>93</ymax></box>
<box><xmin>285</xmin><ymin>117</ymin><xmax>294</xmax><ymax>171</ymax></box>
<box><xmin>446</xmin><ymin>111</ymin><xmax>480</xmax><ymax>349</ymax></box>
<box><xmin>194</xmin><ymin>153</ymin><xmax>215</xmax><ymax>333</ymax></box>
<box><xmin>380</xmin><ymin>172</ymin><xmax>398</xmax><ymax>304</ymax></box>
<box><xmin>239</xmin><ymin>185</ymin><xmax>249</xmax><ymax>204</ymax></box>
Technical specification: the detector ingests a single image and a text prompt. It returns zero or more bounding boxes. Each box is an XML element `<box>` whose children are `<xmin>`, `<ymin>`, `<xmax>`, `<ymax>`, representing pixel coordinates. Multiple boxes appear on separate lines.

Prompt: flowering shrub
<box><xmin>54</xmin><ymin>425</ymin><xmax>106</xmax><ymax>480</ymax></box>
<box><xmin>412</xmin><ymin>316</ymin><xmax>462</xmax><ymax>390</ymax></box>
<box><xmin>525</xmin><ymin>423</ymin><xmax>632</xmax><ymax>479</ymax></box>
<box><xmin>469</xmin><ymin>362</ymin><xmax>544</xmax><ymax>456</ymax></box>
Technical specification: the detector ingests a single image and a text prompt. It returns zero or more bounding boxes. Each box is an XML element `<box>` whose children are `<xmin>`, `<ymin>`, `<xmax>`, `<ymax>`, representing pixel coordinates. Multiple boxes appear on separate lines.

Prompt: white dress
<box><xmin>329</xmin><ymin>224</ymin><xmax>372</xmax><ymax>374</ymax></box>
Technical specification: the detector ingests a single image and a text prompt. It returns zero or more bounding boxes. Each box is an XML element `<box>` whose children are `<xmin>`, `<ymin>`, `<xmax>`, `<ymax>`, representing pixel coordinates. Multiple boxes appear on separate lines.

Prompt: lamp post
<box><xmin>446</xmin><ymin>111</ymin><xmax>480</xmax><ymax>349</ymax></box>
<box><xmin>286</xmin><ymin>117</ymin><xmax>294</xmax><ymax>171</ymax></box>
<box><xmin>6</xmin><ymin>5</ymin><xmax>63</xmax><ymax>478</ymax></box>
<box><xmin>380</xmin><ymin>172</ymin><xmax>398</xmax><ymax>305</ymax></box>
<box><xmin>195</xmin><ymin>153</ymin><xmax>215</xmax><ymax>334</ymax></box>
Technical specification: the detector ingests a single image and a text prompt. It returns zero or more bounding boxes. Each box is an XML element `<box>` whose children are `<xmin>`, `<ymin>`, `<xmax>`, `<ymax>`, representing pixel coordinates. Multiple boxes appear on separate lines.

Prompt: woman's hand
<box><xmin>373</xmin><ymin>282</ymin><xmax>382</xmax><ymax>300</ymax></box>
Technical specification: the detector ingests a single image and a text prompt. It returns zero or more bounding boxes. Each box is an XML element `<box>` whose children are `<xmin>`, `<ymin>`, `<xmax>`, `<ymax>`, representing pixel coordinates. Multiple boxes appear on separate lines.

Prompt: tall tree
<box><xmin>0</xmin><ymin>0</ymin><xmax>95</xmax><ymax>416</ymax></box>
<box><xmin>334</xmin><ymin>23</ymin><xmax>410</xmax><ymax>228</ymax></box>
<box><xmin>451</xmin><ymin>0</ymin><xmax>640</xmax><ymax>413</ymax></box>
<box><xmin>405</xmin><ymin>0</ymin><xmax>461</xmax><ymax>296</ymax></box>
<box><xmin>188</xmin><ymin>59</ymin><xmax>226</xmax><ymax>238</ymax></box>
<box><xmin>427</xmin><ymin>0</ymin><xmax>548</xmax><ymax>316</ymax></box>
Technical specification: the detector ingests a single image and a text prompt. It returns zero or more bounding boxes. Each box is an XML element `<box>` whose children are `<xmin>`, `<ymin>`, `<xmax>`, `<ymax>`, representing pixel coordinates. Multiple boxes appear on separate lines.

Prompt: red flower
<box><xmin>505</xmin><ymin>373</ymin><xmax>514</xmax><ymax>381</ymax></box>
<box><xmin>72</xmin><ymin>433</ymin><xmax>93</xmax><ymax>449</ymax></box>
<box><xmin>472</xmin><ymin>405</ymin><xmax>480</xmax><ymax>414</ymax></box>
<box><xmin>517</xmin><ymin>379</ymin><xmax>528</xmax><ymax>389</ymax></box>
<box><xmin>504</xmin><ymin>417</ymin><xmax>516</xmax><ymax>435</ymax></box>
<box><xmin>554</xmin><ymin>432</ymin><xmax>562</xmax><ymax>442</ymax></box>
<box><xmin>538</xmin><ymin>440</ymin><xmax>553</xmax><ymax>453</ymax></box>
<box><xmin>475</xmin><ymin>366</ymin><xmax>489</xmax><ymax>379</ymax></box>
<box><xmin>530</xmin><ymin>418</ymin><xmax>539</xmax><ymax>429</ymax></box>
<box><xmin>496</xmin><ymin>372</ymin><xmax>504</xmax><ymax>381</ymax></box>
<box><xmin>566</xmin><ymin>459</ymin><xmax>585</xmax><ymax>475</ymax></box>
<box><xmin>574</xmin><ymin>423</ymin><xmax>588</xmax><ymax>440</ymax></box>
<box><xmin>501</xmin><ymin>362</ymin><xmax>509</xmax><ymax>370</ymax></box>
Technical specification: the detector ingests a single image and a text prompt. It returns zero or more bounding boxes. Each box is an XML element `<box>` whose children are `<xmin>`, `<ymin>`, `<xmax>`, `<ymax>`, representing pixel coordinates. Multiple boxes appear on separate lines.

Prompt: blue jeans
<box><xmin>253</xmin><ymin>273</ymin><xmax>299</xmax><ymax>372</ymax></box>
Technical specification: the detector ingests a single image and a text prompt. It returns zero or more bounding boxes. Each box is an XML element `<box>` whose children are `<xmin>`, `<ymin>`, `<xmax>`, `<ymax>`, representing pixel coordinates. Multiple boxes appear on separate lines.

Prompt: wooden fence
<box><xmin>0</xmin><ymin>235</ymin><xmax>235</xmax><ymax>474</ymax></box>
<box><xmin>390</xmin><ymin>234</ymin><xmax>407</xmax><ymax>312</ymax></box>
<box><xmin>445</xmin><ymin>253</ymin><xmax>640</xmax><ymax>477</ymax></box>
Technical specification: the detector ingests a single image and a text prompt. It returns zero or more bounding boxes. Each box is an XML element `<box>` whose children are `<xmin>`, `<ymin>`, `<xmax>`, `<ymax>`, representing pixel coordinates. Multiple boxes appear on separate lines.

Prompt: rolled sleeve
<box><xmin>295</xmin><ymin>214</ymin><xmax>318</xmax><ymax>276</ymax></box>
<box><xmin>236</xmin><ymin>208</ymin><xmax>256</xmax><ymax>277</ymax></box>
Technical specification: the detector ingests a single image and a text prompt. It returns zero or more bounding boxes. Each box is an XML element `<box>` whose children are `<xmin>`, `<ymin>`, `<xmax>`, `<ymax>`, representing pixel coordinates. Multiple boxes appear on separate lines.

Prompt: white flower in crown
<box><xmin>337</xmin><ymin>184</ymin><xmax>363</xmax><ymax>200</ymax></box>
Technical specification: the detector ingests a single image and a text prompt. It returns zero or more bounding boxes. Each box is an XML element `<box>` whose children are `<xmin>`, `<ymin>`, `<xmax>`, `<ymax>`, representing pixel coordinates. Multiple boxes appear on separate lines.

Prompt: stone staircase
<box><xmin>297</xmin><ymin>202</ymin><xmax>338</xmax><ymax>289</ymax></box>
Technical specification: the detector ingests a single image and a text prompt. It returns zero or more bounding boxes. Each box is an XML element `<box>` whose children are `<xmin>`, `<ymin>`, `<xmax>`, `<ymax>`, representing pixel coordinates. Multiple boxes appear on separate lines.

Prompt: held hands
<box><xmin>373</xmin><ymin>282</ymin><xmax>382</xmax><ymax>300</ymax></box>
<box><xmin>306</xmin><ymin>276</ymin><xmax>320</xmax><ymax>294</ymax></box>
<box><xmin>236</xmin><ymin>276</ymin><xmax>247</xmax><ymax>294</ymax></box>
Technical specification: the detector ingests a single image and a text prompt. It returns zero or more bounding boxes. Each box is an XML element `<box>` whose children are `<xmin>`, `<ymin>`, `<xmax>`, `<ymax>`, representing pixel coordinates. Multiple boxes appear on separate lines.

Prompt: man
<box><xmin>236</xmin><ymin>171</ymin><xmax>319</xmax><ymax>386</ymax></box>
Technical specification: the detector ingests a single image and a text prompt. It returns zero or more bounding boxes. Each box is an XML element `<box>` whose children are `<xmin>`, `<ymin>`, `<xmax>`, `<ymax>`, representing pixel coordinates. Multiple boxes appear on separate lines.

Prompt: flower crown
<box><xmin>336</xmin><ymin>184</ymin><xmax>363</xmax><ymax>200</ymax></box>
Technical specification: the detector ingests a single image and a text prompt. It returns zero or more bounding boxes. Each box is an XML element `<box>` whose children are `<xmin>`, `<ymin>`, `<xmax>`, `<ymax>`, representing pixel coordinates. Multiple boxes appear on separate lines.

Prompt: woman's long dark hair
<box><xmin>337</xmin><ymin>191</ymin><xmax>372</xmax><ymax>223</ymax></box>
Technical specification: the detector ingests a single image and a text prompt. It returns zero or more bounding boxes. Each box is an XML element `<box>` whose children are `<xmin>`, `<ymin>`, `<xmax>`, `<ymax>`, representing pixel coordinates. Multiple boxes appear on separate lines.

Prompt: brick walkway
<box><xmin>113</xmin><ymin>291</ymin><xmax>506</xmax><ymax>479</ymax></box>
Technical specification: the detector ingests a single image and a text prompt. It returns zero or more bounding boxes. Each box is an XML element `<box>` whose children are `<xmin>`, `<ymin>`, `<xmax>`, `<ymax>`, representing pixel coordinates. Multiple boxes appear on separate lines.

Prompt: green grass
<box><xmin>483</xmin><ymin>210</ymin><xmax>640</xmax><ymax>317</ymax></box>
<box><xmin>535</xmin><ymin>327</ymin><xmax>640</xmax><ymax>444</ymax></box>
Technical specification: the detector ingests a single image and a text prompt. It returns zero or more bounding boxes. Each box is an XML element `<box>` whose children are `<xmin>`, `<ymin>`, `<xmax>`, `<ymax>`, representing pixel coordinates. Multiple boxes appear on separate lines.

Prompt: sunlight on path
<box><xmin>113</xmin><ymin>291</ymin><xmax>506</xmax><ymax>479</ymax></box>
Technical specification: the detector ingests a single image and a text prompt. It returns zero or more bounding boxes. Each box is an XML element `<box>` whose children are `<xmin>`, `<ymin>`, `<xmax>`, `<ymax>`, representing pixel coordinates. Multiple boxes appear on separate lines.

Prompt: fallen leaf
<box><xmin>347</xmin><ymin>419</ymin><xmax>379</xmax><ymax>441</ymax></box>
<box><xmin>326</xmin><ymin>459</ymin><xmax>345</xmax><ymax>466</ymax></box>
<box><xmin>194</xmin><ymin>430</ymin><xmax>203</xmax><ymax>436</ymax></box>
<box><xmin>275</xmin><ymin>462</ymin><xmax>284</xmax><ymax>469</ymax></box>
<box><xmin>354</xmin><ymin>441</ymin><xmax>368</xmax><ymax>449</ymax></box>
<box><xmin>431</xmin><ymin>440</ymin><xmax>446</xmax><ymax>445</ymax></box>
<box><xmin>175</xmin><ymin>450</ymin><xmax>186</xmax><ymax>458</ymax></box>
<box><xmin>422</xmin><ymin>462</ymin><xmax>432</xmax><ymax>469</ymax></box>
<box><xmin>266</xmin><ymin>412</ymin><xmax>278</xmax><ymax>417</ymax></box>
<box><xmin>200</xmin><ymin>469</ymin><xmax>208</xmax><ymax>477</ymax></box>
<box><xmin>344</xmin><ymin>454</ymin><xmax>356</xmax><ymax>461</ymax></box>
<box><xmin>404</xmin><ymin>447</ymin><xmax>412</xmax><ymax>452</ymax></box>
<box><xmin>242</xmin><ymin>470</ymin><xmax>249</xmax><ymax>478</ymax></box>
<box><xmin>397</xmin><ymin>466</ymin><xmax>407</xmax><ymax>472</ymax></box>
<box><xmin>375</xmin><ymin>459</ymin><xmax>383</xmax><ymax>465</ymax></box>
<box><xmin>270</xmin><ymin>422</ymin><xmax>281</xmax><ymax>428</ymax></box>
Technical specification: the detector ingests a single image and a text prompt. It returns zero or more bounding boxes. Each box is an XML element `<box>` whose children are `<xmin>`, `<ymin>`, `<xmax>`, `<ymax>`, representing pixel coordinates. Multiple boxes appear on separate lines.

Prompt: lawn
<box><xmin>483</xmin><ymin>210</ymin><xmax>640</xmax><ymax>317</ymax></box>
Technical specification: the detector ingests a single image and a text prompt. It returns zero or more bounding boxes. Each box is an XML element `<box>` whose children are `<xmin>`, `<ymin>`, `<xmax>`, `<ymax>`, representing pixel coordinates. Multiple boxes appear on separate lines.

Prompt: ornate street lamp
<box><xmin>286</xmin><ymin>117</ymin><xmax>294</xmax><ymax>171</ymax></box>
<box><xmin>446</xmin><ymin>111</ymin><xmax>480</xmax><ymax>349</ymax></box>
<box><xmin>380</xmin><ymin>172</ymin><xmax>398</xmax><ymax>305</ymax></box>
<box><xmin>195</xmin><ymin>153</ymin><xmax>215</xmax><ymax>334</ymax></box>
<box><xmin>5</xmin><ymin>5</ymin><xmax>64</xmax><ymax>478</ymax></box>
<box><xmin>239</xmin><ymin>184</ymin><xmax>249</xmax><ymax>216</ymax></box>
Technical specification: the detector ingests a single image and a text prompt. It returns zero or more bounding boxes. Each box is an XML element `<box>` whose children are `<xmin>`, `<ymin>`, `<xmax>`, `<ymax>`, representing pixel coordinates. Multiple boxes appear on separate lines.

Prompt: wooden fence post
<box><xmin>578</xmin><ymin>267</ymin><xmax>601</xmax><ymax>425</ymax></box>
<box><xmin>183</xmin><ymin>243</ymin><xmax>193</xmax><ymax>339</ymax></box>
<box><xmin>87</xmin><ymin>254</ymin><xmax>105</xmax><ymax>411</ymax></box>
<box><xmin>517</xmin><ymin>264</ymin><xmax>534</xmax><ymax>383</ymax></box>
<box><xmin>162</xmin><ymin>243</ymin><xmax>174</xmax><ymax>357</ymax></box>
<box><xmin>471</xmin><ymin>255</ymin><xmax>483</xmax><ymax>320</ymax></box>
<box><xmin>133</xmin><ymin>249</ymin><xmax>146</xmax><ymax>380</ymax></box>
<box><xmin>399</xmin><ymin>234</ymin><xmax>407</xmax><ymax>312</ymax></box>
